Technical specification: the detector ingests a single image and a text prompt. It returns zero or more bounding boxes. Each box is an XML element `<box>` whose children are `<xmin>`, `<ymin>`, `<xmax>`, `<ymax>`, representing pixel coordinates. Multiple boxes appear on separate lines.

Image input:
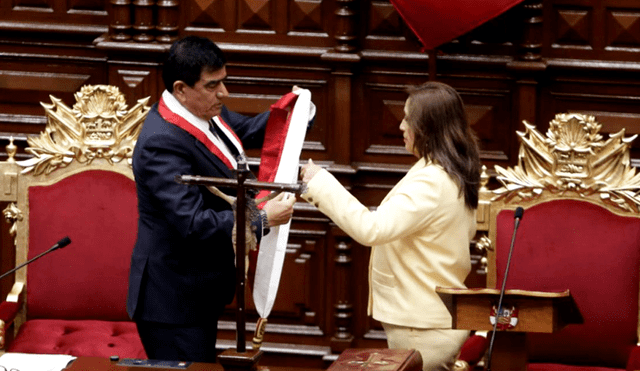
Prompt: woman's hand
<box><xmin>300</xmin><ymin>159</ymin><xmax>321</xmax><ymax>184</ymax></box>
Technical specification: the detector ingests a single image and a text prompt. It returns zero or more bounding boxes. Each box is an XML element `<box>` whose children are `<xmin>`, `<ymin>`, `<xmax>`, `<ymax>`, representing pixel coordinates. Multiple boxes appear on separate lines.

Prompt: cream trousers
<box><xmin>382</xmin><ymin>322</ymin><xmax>469</xmax><ymax>371</ymax></box>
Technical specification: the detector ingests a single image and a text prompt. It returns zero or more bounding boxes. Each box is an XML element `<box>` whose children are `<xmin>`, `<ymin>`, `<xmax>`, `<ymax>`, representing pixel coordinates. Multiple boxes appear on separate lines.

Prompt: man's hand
<box><xmin>262</xmin><ymin>192</ymin><xmax>296</xmax><ymax>227</ymax></box>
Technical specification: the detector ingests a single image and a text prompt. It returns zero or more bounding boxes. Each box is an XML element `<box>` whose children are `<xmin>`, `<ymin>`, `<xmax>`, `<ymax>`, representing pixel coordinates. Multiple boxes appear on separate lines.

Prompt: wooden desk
<box><xmin>436</xmin><ymin>287</ymin><xmax>583</xmax><ymax>371</ymax></box>
<box><xmin>66</xmin><ymin>357</ymin><xmax>325</xmax><ymax>371</ymax></box>
<box><xmin>66</xmin><ymin>357</ymin><xmax>221</xmax><ymax>371</ymax></box>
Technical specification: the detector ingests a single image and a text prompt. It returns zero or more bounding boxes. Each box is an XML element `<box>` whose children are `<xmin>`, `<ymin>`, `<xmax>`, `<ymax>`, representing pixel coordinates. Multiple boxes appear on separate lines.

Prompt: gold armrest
<box><xmin>6</xmin><ymin>282</ymin><xmax>24</xmax><ymax>303</ymax></box>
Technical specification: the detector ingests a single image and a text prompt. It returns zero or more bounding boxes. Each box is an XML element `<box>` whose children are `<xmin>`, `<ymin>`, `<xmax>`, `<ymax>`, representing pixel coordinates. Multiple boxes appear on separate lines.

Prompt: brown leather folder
<box><xmin>327</xmin><ymin>348</ymin><xmax>422</xmax><ymax>371</ymax></box>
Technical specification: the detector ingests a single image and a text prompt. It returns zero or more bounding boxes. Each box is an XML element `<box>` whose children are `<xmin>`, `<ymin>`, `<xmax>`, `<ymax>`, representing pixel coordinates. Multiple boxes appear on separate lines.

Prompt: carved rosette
<box><xmin>493</xmin><ymin>113</ymin><xmax>640</xmax><ymax>212</ymax></box>
<box><xmin>18</xmin><ymin>85</ymin><xmax>150</xmax><ymax>175</ymax></box>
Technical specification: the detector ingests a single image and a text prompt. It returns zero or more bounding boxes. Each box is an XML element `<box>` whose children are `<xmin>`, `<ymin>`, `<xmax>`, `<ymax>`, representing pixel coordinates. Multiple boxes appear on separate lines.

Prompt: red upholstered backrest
<box><xmin>495</xmin><ymin>199</ymin><xmax>640</xmax><ymax>368</ymax></box>
<box><xmin>26</xmin><ymin>170</ymin><xmax>137</xmax><ymax>321</ymax></box>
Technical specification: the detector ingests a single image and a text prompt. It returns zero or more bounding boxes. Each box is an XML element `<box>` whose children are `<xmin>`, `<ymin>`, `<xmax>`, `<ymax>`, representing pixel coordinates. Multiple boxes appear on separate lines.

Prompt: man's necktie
<box><xmin>209</xmin><ymin>121</ymin><xmax>241</xmax><ymax>159</ymax></box>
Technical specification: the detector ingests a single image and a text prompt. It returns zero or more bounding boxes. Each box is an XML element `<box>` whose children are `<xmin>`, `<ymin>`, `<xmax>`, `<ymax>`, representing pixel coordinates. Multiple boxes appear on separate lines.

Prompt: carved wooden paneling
<box><xmin>268</xmin><ymin>237</ymin><xmax>321</xmax><ymax>321</ymax></box>
<box><xmin>4</xmin><ymin>0</ymin><xmax>640</xmax><ymax>365</ymax></box>
<box><xmin>0</xmin><ymin>58</ymin><xmax>105</xmax><ymax>134</ymax></box>
<box><xmin>367</xmin><ymin>1</ymin><xmax>403</xmax><ymax>38</ymax></box>
<box><xmin>362</xmin><ymin>0</ymin><xmax>421</xmax><ymax>51</ymax></box>
<box><xmin>606</xmin><ymin>6</ymin><xmax>640</xmax><ymax>50</ymax></box>
<box><xmin>355</xmin><ymin>79</ymin><xmax>422</xmax><ymax>165</ymax></box>
<box><xmin>238</xmin><ymin>0</ymin><xmax>272</xmax><ymax>31</ymax></box>
<box><xmin>545</xmin><ymin>0</ymin><xmax>640</xmax><ymax>60</ymax></box>
<box><xmin>221</xmin><ymin>228</ymin><xmax>327</xmax><ymax>323</ymax></box>
<box><xmin>0</xmin><ymin>0</ymin><xmax>108</xmax><ymax>32</ymax></box>
<box><xmin>185</xmin><ymin>0</ymin><xmax>225</xmax><ymax>30</ymax></box>
<box><xmin>290</xmin><ymin>0</ymin><xmax>324</xmax><ymax>34</ymax></box>
<box><xmin>109</xmin><ymin>65</ymin><xmax>161</xmax><ymax>108</ymax></box>
<box><xmin>12</xmin><ymin>0</ymin><xmax>54</xmax><ymax>11</ymax></box>
<box><xmin>356</xmin><ymin>74</ymin><xmax>516</xmax><ymax>166</ymax></box>
<box><xmin>221</xmin><ymin>60</ymin><xmax>331</xmax><ymax>161</ymax></box>
<box><xmin>68</xmin><ymin>0</ymin><xmax>106</xmax><ymax>12</ymax></box>
<box><xmin>457</xmin><ymin>86</ymin><xmax>515</xmax><ymax>164</ymax></box>
<box><xmin>542</xmin><ymin>70</ymin><xmax>640</xmax><ymax>160</ymax></box>
<box><xmin>181</xmin><ymin>0</ymin><xmax>333</xmax><ymax>47</ymax></box>
<box><xmin>555</xmin><ymin>6</ymin><xmax>592</xmax><ymax>47</ymax></box>
<box><xmin>217</xmin><ymin>215</ymin><xmax>334</xmax><ymax>364</ymax></box>
<box><xmin>359</xmin><ymin>84</ymin><xmax>406</xmax><ymax>160</ymax></box>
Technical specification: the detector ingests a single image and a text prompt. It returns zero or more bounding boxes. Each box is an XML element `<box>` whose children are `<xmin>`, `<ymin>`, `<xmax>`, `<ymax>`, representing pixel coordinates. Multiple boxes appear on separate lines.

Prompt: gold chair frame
<box><xmin>475</xmin><ymin>112</ymin><xmax>640</xmax><ymax>360</ymax></box>
<box><xmin>0</xmin><ymin>85</ymin><xmax>149</xmax><ymax>346</ymax></box>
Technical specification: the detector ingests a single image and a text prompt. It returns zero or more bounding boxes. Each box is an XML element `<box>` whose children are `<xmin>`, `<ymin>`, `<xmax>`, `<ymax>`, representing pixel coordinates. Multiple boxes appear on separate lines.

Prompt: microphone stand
<box><xmin>0</xmin><ymin>237</ymin><xmax>71</xmax><ymax>281</ymax></box>
<box><xmin>485</xmin><ymin>207</ymin><xmax>523</xmax><ymax>371</ymax></box>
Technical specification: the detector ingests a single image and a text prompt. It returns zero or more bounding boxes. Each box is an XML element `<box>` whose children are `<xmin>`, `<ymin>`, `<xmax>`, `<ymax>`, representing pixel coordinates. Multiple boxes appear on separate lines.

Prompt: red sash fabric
<box><xmin>258</xmin><ymin>93</ymin><xmax>298</xmax><ymax>182</ymax></box>
<box><xmin>255</xmin><ymin>92</ymin><xmax>299</xmax><ymax>203</ymax></box>
<box><xmin>389</xmin><ymin>0</ymin><xmax>524</xmax><ymax>50</ymax></box>
<box><xmin>248</xmin><ymin>91</ymin><xmax>304</xmax><ymax>290</ymax></box>
<box><xmin>158</xmin><ymin>97</ymin><xmax>242</xmax><ymax>169</ymax></box>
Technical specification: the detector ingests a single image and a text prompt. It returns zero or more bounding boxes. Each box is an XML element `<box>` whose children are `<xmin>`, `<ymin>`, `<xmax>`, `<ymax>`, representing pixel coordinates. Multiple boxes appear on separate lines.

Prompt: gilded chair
<box><xmin>459</xmin><ymin>113</ymin><xmax>640</xmax><ymax>371</ymax></box>
<box><xmin>0</xmin><ymin>85</ymin><xmax>149</xmax><ymax>358</ymax></box>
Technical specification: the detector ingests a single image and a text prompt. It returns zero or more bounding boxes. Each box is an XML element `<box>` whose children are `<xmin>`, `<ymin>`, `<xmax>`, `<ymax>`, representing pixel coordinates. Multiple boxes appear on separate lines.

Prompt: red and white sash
<box><xmin>159</xmin><ymin>89</ymin><xmax>313</xmax><ymax>322</ymax></box>
<box><xmin>253</xmin><ymin>89</ymin><xmax>313</xmax><ymax>319</ymax></box>
<box><xmin>158</xmin><ymin>91</ymin><xmax>242</xmax><ymax>169</ymax></box>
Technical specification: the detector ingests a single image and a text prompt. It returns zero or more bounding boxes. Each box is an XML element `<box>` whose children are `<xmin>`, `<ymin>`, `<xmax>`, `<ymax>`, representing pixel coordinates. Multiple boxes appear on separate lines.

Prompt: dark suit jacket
<box><xmin>127</xmin><ymin>102</ymin><xmax>270</xmax><ymax>324</ymax></box>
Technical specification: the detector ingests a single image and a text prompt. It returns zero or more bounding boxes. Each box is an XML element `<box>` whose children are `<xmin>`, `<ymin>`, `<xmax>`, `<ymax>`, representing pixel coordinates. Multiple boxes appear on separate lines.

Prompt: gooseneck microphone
<box><xmin>0</xmin><ymin>236</ymin><xmax>72</xmax><ymax>281</ymax></box>
<box><xmin>485</xmin><ymin>207</ymin><xmax>524</xmax><ymax>371</ymax></box>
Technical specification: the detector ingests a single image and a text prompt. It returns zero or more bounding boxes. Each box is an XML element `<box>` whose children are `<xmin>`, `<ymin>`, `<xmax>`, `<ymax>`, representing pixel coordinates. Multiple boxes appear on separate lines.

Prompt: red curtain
<box><xmin>389</xmin><ymin>0</ymin><xmax>525</xmax><ymax>50</ymax></box>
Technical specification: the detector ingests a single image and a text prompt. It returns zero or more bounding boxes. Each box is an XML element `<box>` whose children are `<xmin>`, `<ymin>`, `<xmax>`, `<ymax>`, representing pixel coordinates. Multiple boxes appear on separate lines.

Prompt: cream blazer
<box><xmin>302</xmin><ymin>158</ymin><xmax>475</xmax><ymax>328</ymax></box>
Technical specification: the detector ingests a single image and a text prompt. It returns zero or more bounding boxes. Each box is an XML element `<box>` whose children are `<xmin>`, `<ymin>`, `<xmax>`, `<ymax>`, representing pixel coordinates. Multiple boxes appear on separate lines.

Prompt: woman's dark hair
<box><xmin>162</xmin><ymin>36</ymin><xmax>227</xmax><ymax>93</ymax></box>
<box><xmin>406</xmin><ymin>81</ymin><xmax>481</xmax><ymax>209</ymax></box>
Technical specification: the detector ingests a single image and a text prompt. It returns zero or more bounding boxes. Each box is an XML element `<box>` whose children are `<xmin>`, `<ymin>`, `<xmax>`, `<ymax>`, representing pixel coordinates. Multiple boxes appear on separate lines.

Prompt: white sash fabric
<box><xmin>253</xmin><ymin>89</ymin><xmax>312</xmax><ymax>319</ymax></box>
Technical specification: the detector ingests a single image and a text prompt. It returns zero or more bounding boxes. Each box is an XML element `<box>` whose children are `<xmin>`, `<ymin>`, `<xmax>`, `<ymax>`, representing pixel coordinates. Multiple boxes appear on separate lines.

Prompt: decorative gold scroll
<box><xmin>3</xmin><ymin>202</ymin><xmax>22</xmax><ymax>247</ymax></box>
<box><xmin>492</xmin><ymin>113</ymin><xmax>640</xmax><ymax>213</ymax></box>
<box><xmin>18</xmin><ymin>85</ymin><xmax>150</xmax><ymax>175</ymax></box>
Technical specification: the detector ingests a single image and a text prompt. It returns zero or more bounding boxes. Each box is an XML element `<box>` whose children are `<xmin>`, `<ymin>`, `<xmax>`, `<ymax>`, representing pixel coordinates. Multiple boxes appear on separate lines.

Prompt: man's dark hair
<box><xmin>162</xmin><ymin>36</ymin><xmax>227</xmax><ymax>93</ymax></box>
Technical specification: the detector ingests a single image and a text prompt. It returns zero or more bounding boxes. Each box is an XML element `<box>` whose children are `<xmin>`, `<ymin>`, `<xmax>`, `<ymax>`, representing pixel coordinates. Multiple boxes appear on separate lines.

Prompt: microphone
<box><xmin>51</xmin><ymin>236</ymin><xmax>71</xmax><ymax>251</ymax></box>
<box><xmin>514</xmin><ymin>206</ymin><xmax>524</xmax><ymax>226</ymax></box>
<box><xmin>0</xmin><ymin>236</ymin><xmax>71</xmax><ymax>281</ymax></box>
<box><xmin>485</xmin><ymin>207</ymin><xmax>524</xmax><ymax>371</ymax></box>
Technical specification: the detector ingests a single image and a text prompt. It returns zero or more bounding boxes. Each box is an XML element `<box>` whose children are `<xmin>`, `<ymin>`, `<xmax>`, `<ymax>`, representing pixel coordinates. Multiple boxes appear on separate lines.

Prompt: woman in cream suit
<box><xmin>300</xmin><ymin>82</ymin><xmax>481</xmax><ymax>371</ymax></box>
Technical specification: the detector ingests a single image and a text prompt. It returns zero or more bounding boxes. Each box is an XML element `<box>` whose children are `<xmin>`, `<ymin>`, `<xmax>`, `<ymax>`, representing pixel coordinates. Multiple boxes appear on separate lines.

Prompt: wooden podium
<box><xmin>436</xmin><ymin>287</ymin><xmax>583</xmax><ymax>371</ymax></box>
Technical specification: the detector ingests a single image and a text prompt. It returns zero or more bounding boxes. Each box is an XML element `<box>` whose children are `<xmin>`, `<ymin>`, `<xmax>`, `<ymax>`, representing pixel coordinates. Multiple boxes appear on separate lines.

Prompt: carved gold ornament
<box><xmin>3</xmin><ymin>202</ymin><xmax>23</xmax><ymax>247</ymax></box>
<box><xmin>493</xmin><ymin>113</ymin><xmax>640</xmax><ymax>212</ymax></box>
<box><xmin>18</xmin><ymin>85</ymin><xmax>150</xmax><ymax>175</ymax></box>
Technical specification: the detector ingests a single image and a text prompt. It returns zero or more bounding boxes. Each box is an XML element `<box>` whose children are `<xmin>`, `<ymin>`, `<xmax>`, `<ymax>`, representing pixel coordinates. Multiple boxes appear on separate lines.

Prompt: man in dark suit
<box><xmin>126</xmin><ymin>36</ymin><xmax>297</xmax><ymax>363</ymax></box>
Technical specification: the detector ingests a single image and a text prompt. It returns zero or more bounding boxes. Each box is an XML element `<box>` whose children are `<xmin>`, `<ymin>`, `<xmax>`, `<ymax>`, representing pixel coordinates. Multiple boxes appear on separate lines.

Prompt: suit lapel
<box><xmin>193</xmin><ymin>139</ymin><xmax>235</xmax><ymax>178</ymax></box>
<box><xmin>158</xmin><ymin>97</ymin><xmax>238</xmax><ymax>171</ymax></box>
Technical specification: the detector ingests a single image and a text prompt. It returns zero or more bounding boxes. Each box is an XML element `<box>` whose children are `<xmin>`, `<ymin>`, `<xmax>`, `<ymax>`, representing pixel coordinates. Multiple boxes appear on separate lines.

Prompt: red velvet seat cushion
<box><xmin>7</xmin><ymin>319</ymin><xmax>146</xmax><ymax>358</ymax></box>
<box><xmin>495</xmin><ymin>200</ymin><xmax>640</xmax><ymax>368</ymax></box>
<box><xmin>457</xmin><ymin>334</ymin><xmax>488</xmax><ymax>365</ymax></box>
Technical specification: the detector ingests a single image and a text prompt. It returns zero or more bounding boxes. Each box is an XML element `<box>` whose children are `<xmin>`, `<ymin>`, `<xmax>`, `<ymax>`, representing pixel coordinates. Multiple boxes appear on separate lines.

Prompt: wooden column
<box><xmin>334</xmin><ymin>0</ymin><xmax>357</xmax><ymax>53</ymax></box>
<box><xmin>519</xmin><ymin>0</ymin><xmax>543</xmax><ymax>62</ymax></box>
<box><xmin>156</xmin><ymin>0</ymin><xmax>179</xmax><ymax>43</ymax></box>
<box><xmin>507</xmin><ymin>0</ymin><xmax>546</xmax><ymax>151</ymax></box>
<box><xmin>329</xmin><ymin>229</ymin><xmax>355</xmax><ymax>352</ymax></box>
<box><xmin>108</xmin><ymin>0</ymin><xmax>132</xmax><ymax>41</ymax></box>
<box><xmin>132</xmin><ymin>0</ymin><xmax>155</xmax><ymax>42</ymax></box>
<box><xmin>322</xmin><ymin>0</ymin><xmax>362</xmax><ymax>353</ymax></box>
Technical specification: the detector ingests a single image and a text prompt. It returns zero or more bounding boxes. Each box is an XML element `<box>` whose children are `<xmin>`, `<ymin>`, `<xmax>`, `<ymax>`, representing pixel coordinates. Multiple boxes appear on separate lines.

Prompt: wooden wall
<box><xmin>1</xmin><ymin>0</ymin><xmax>640</xmax><ymax>367</ymax></box>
